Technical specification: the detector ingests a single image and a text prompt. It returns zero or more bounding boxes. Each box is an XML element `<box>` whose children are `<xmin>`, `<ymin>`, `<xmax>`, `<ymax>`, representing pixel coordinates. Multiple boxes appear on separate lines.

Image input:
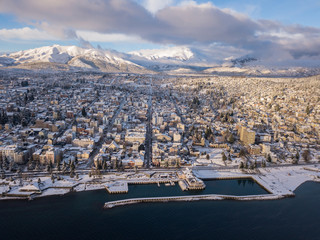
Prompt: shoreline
<box><xmin>1</xmin><ymin>165</ymin><xmax>319</xmax><ymax>203</ymax></box>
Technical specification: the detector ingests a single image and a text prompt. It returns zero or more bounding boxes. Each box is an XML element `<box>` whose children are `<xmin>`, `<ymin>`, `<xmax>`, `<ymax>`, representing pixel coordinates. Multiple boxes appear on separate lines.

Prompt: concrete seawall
<box><xmin>104</xmin><ymin>194</ymin><xmax>289</xmax><ymax>209</ymax></box>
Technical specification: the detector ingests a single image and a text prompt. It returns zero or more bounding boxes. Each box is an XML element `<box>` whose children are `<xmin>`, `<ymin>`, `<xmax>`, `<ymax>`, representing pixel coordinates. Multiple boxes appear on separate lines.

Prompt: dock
<box><xmin>105</xmin><ymin>181</ymin><xmax>128</xmax><ymax>194</ymax></box>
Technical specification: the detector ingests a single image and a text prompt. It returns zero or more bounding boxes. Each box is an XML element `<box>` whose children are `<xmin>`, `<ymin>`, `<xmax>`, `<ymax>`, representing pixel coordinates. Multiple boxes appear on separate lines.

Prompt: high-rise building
<box><xmin>240</xmin><ymin>126</ymin><xmax>255</xmax><ymax>145</ymax></box>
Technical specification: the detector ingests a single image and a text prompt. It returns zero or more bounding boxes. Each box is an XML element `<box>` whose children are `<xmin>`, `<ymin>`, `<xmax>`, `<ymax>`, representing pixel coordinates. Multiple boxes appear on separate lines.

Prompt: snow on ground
<box><xmin>2</xmin><ymin>165</ymin><xmax>320</xmax><ymax>200</ymax></box>
<box><xmin>39</xmin><ymin>188</ymin><xmax>70</xmax><ymax>197</ymax></box>
<box><xmin>193</xmin><ymin>147</ymin><xmax>225</xmax><ymax>167</ymax></box>
<box><xmin>193</xmin><ymin>169</ymin><xmax>245</xmax><ymax>179</ymax></box>
<box><xmin>194</xmin><ymin>165</ymin><xmax>320</xmax><ymax>196</ymax></box>
<box><xmin>0</xmin><ymin>185</ymin><xmax>10</xmax><ymax>194</ymax></box>
<box><xmin>256</xmin><ymin>166</ymin><xmax>318</xmax><ymax>195</ymax></box>
<box><xmin>105</xmin><ymin>181</ymin><xmax>128</xmax><ymax>193</ymax></box>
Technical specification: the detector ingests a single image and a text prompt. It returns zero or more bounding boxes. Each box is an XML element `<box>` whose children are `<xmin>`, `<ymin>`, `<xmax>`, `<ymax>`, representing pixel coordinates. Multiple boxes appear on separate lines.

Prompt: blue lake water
<box><xmin>0</xmin><ymin>179</ymin><xmax>319</xmax><ymax>240</ymax></box>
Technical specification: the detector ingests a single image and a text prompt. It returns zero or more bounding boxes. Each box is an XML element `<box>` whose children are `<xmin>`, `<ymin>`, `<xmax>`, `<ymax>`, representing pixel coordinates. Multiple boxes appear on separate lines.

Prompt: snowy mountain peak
<box><xmin>6</xmin><ymin>45</ymin><xmax>128</xmax><ymax>64</ymax></box>
<box><xmin>129</xmin><ymin>46</ymin><xmax>194</xmax><ymax>61</ymax></box>
<box><xmin>0</xmin><ymin>45</ymin><xmax>150</xmax><ymax>73</ymax></box>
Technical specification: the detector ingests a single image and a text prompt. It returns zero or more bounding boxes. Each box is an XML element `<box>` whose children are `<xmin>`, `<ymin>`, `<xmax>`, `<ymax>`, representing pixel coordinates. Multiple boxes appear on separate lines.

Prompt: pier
<box><xmin>104</xmin><ymin>194</ymin><xmax>287</xmax><ymax>209</ymax></box>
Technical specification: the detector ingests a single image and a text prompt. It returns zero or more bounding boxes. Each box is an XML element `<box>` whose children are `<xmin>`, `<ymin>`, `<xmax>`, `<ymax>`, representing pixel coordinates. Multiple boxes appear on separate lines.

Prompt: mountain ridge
<box><xmin>1</xmin><ymin>44</ymin><xmax>320</xmax><ymax>77</ymax></box>
<box><xmin>0</xmin><ymin>45</ymin><xmax>152</xmax><ymax>74</ymax></box>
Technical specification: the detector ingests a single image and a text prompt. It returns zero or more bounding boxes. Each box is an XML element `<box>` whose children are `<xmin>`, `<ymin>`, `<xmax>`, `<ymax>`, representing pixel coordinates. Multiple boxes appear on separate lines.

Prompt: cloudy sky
<box><xmin>0</xmin><ymin>0</ymin><xmax>319</xmax><ymax>65</ymax></box>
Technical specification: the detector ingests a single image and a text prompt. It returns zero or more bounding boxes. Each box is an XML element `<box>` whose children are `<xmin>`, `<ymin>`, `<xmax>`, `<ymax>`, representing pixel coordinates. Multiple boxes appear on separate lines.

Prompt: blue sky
<box><xmin>192</xmin><ymin>0</ymin><xmax>320</xmax><ymax>27</ymax></box>
<box><xmin>0</xmin><ymin>0</ymin><xmax>319</xmax><ymax>65</ymax></box>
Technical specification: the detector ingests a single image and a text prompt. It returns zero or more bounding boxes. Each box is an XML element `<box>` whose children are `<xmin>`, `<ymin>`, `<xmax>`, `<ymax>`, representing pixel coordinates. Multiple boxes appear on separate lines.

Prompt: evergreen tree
<box><xmin>239</xmin><ymin>148</ymin><xmax>248</xmax><ymax>157</ymax></box>
<box><xmin>81</xmin><ymin>107</ymin><xmax>87</xmax><ymax>117</ymax></box>
<box><xmin>306</xmin><ymin>105</ymin><xmax>311</xmax><ymax>115</ymax></box>
<box><xmin>239</xmin><ymin>162</ymin><xmax>244</xmax><ymax>169</ymax></box>
<box><xmin>222</xmin><ymin>152</ymin><xmax>227</xmax><ymax>162</ymax></box>
<box><xmin>227</xmin><ymin>134</ymin><xmax>235</xmax><ymax>144</ymax></box>
<box><xmin>267</xmin><ymin>154</ymin><xmax>272</xmax><ymax>163</ymax></box>
<box><xmin>302</xmin><ymin>149</ymin><xmax>311</xmax><ymax>162</ymax></box>
<box><xmin>205</xmin><ymin>127</ymin><xmax>212</xmax><ymax>139</ymax></box>
<box><xmin>70</xmin><ymin>161</ymin><xmax>75</xmax><ymax>172</ymax></box>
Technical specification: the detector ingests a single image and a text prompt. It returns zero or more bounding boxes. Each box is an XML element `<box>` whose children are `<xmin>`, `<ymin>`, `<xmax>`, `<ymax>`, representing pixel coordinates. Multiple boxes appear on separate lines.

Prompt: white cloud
<box><xmin>76</xmin><ymin>30</ymin><xmax>148</xmax><ymax>43</ymax></box>
<box><xmin>0</xmin><ymin>0</ymin><xmax>320</xmax><ymax>63</ymax></box>
<box><xmin>143</xmin><ymin>0</ymin><xmax>174</xmax><ymax>14</ymax></box>
<box><xmin>0</xmin><ymin>27</ymin><xmax>56</xmax><ymax>40</ymax></box>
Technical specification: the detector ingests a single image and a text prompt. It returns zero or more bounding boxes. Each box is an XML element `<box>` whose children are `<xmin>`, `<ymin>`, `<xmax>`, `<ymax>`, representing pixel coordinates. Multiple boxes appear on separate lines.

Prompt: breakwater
<box><xmin>104</xmin><ymin>193</ymin><xmax>288</xmax><ymax>209</ymax></box>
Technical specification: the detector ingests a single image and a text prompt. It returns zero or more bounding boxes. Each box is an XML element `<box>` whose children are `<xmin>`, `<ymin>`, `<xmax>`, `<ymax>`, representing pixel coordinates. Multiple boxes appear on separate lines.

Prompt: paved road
<box><xmin>171</xmin><ymin>95</ymin><xmax>186</xmax><ymax>124</ymax></box>
<box><xmin>2</xmin><ymin>162</ymin><xmax>318</xmax><ymax>179</ymax></box>
<box><xmin>86</xmin><ymin>93</ymin><xmax>127</xmax><ymax>167</ymax></box>
<box><xmin>144</xmin><ymin>78</ymin><xmax>153</xmax><ymax>168</ymax></box>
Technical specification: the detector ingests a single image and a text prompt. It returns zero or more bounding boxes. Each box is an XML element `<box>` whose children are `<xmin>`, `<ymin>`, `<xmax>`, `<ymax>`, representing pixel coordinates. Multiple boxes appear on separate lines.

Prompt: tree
<box><xmin>51</xmin><ymin>174</ymin><xmax>55</xmax><ymax>183</ymax></box>
<box><xmin>227</xmin><ymin>134</ymin><xmax>235</xmax><ymax>144</ymax></box>
<box><xmin>192</xmin><ymin>96</ymin><xmax>200</xmax><ymax>105</ymax></box>
<box><xmin>46</xmin><ymin>163</ymin><xmax>52</xmax><ymax>173</ymax></box>
<box><xmin>205</xmin><ymin>127</ymin><xmax>212</xmax><ymax>139</ymax></box>
<box><xmin>164</xmin><ymin>161</ymin><xmax>169</xmax><ymax>168</ymax></box>
<box><xmin>239</xmin><ymin>148</ymin><xmax>248</xmax><ymax>157</ymax></box>
<box><xmin>222</xmin><ymin>152</ymin><xmax>227</xmax><ymax>162</ymax></box>
<box><xmin>81</xmin><ymin>107</ymin><xmax>87</xmax><ymax>117</ymax></box>
<box><xmin>239</xmin><ymin>161</ymin><xmax>244</xmax><ymax>169</ymax></box>
<box><xmin>267</xmin><ymin>154</ymin><xmax>272</xmax><ymax>163</ymax></box>
<box><xmin>176</xmin><ymin>160</ymin><xmax>181</xmax><ymax>168</ymax></box>
<box><xmin>70</xmin><ymin>161</ymin><xmax>75</xmax><ymax>173</ymax></box>
<box><xmin>302</xmin><ymin>149</ymin><xmax>311</xmax><ymax>162</ymax></box>
<box><xmin>306</xmin><ymin>105</ymin><xmax>311</xmax><ymax>115</ymax></box>
<box><xmin>253</xmin><ymin>160</ymin><xmax>257</xmax><ymax>169</ymax></box>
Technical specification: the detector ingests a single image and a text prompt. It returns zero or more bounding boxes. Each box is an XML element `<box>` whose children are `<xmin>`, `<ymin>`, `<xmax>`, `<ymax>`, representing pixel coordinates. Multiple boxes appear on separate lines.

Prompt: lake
<box><xmin>0</xmin><ymin>179</ymin><xmax>319</xmax><ymax>240</ymax></box>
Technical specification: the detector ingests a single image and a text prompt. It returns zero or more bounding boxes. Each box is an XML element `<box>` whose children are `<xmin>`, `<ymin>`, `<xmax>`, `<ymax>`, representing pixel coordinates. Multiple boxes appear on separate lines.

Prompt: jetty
<box><xmin>104</xmin><ymin>194</ymin><xmax>288</xmax><ymax>209</ymax></box>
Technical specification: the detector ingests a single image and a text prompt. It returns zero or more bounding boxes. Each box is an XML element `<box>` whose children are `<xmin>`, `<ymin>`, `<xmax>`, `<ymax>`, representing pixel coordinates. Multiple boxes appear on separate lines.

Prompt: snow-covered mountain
<box><xmin>0</xmin><ymin>45</ymin><xmax>151</xmax><ymax>73</ymax></box>
<box><xmin>127</xmin><ymin>46</ymin><xmax>222</xmax><ymax>73</ymax></box>
<box><xmin>128</xmin><ymin>46</ymin><xmax>221</xmax><ymax>66</ymax></box>
<box><xmin>1</xmin><ymin>44</ymin><xmax>319</xmax><ymax>77</ymax></box>
<box><xmin>129</xmin><ymin>46</ymin><xmax>194</xmax><ymax>62</ymax></box>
